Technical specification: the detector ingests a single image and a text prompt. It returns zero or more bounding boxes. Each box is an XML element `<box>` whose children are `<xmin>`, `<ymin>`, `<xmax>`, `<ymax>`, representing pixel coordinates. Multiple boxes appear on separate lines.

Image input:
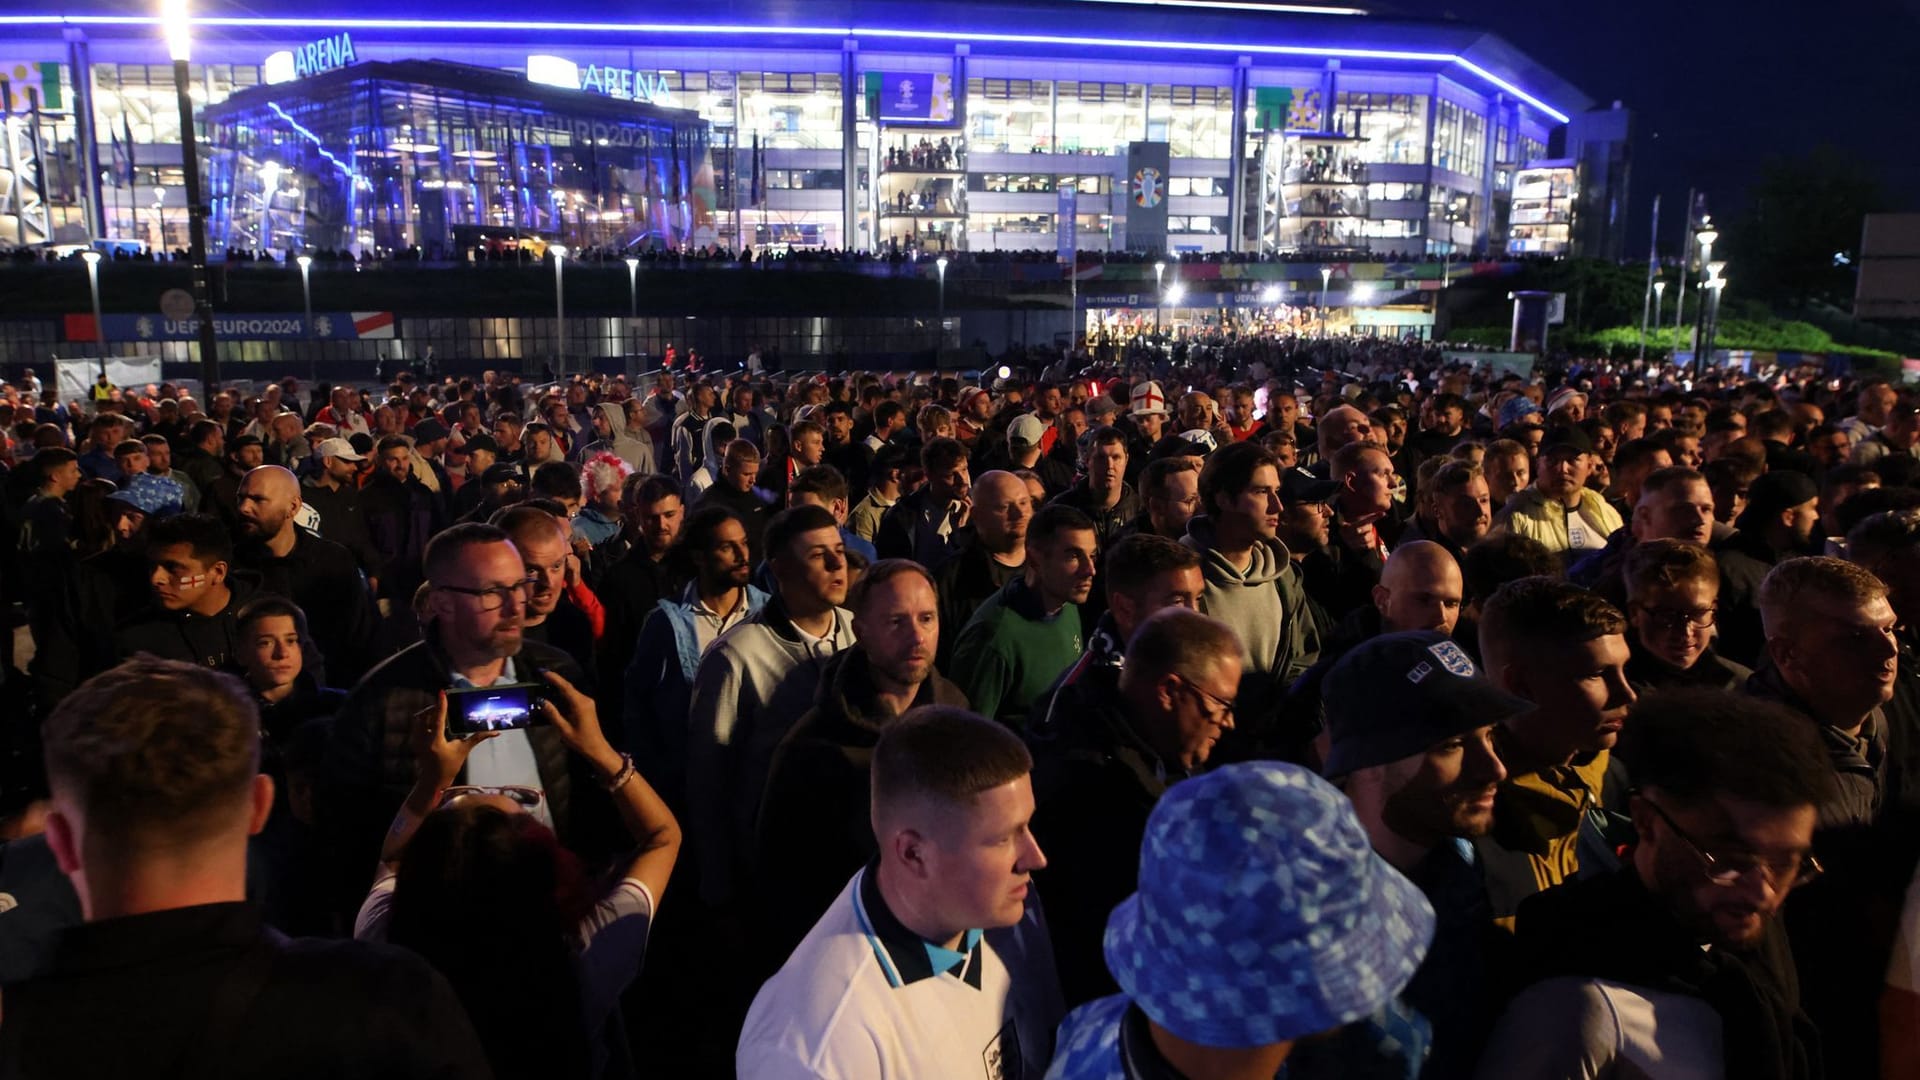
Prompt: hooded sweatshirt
<box><xmin>584</xmin><ymin>401</ymin><xmax>657</xmax><ymax>475</ymax></box>
<box><xmin>1181</xmin><ymin>515</ymin><xmax>1320</xmax><ymax>747</ymax></box>
<box><xmin>687</xmin><ymin>416</ymin><xmax>736</xmax><ymax>497</ymax></box>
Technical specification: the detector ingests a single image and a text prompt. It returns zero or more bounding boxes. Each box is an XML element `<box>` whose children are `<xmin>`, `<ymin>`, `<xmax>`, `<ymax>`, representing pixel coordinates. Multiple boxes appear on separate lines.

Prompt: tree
<box><xmin>1724</xmin><ymin>146</ymin><xmax>1885</xmax><ymax>307</ymax></box>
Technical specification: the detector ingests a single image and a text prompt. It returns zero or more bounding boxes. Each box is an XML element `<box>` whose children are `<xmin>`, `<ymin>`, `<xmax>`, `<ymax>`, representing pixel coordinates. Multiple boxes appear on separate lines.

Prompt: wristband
<box><xmin>603</xmin><ymin>753</ymin><xmax>637</xmax><ymax>793</ymax></box>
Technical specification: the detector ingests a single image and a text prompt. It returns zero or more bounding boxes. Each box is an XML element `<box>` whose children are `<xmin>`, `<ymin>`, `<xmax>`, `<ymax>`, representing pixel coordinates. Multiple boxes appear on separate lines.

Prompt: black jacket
<box><xmin>929</xmin><ymin>536</ymin><xmax>1023</xmax><ymax>671</ymax></box>
<box><xmin>1049</xmin><ymin>481</ymin><xmax>1142</xmax><ymax>552</ymax></box>
<box><xmin>692</xmin><ymin>481</ymin><xmax>773</xmax><ymax>565</ymax></box>
<box><xmin>593</xmin><ymin>548</ymin><xmax>678</xmax><ymax>726</ymax></box>
<box><xmin>113</xmin><ymin>573</ymin><xmax>262</xmax><ymax>671</ymax></box>
<box><xmin>236</xmin><ymin>529</ymin><xmax>377</xmax><ymax>684</ymax></box>
<box><xmin>300</xmin><ymin>475</ymin><xmax>382</xmax><ymax>577</ymax></box>
<box><xmin>1028</xmin><ymin>678</ymin><xmax>1184</xmax><ymax>1007</ymax></box>
<box><xmin>0</xmin><ymin>902</ymin><xmax>492</xmax><ymax>1078</ymax></box>
<box><xmin>753</xmin><ymin>649</ymin><xmax>968</xmax><ymax>964</ymax></box>
<box><xmin>317</xmin><ymin>636</ymin><xmax>591</xmax><ymax>918</ymax></box>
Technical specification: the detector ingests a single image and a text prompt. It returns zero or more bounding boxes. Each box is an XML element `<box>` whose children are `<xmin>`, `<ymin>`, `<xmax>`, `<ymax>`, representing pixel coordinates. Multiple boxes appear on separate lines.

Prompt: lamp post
<box><xmin>1319</xmin><ymin>266</ymin><xmax>1333</xmax><ymax>339</ymax></box>
<box><xmin>1651</xmin><ymin>280</ymin><xmax>1666</xmax><ymax>358</ymax></box>
<box><xmin>161</xmin><ymin>0</ymin><xmax>220</xmax><ymax>391</ymax></box>
<box><xmin>551</xmin><ymin>244</ymin><xmax>568</xmax><ymax>371</ymax></box>
<box><xmin>935</xmin><ymin>256</ymin><xmax>949</xmax><ymax>355</ymax></box>
<box><xmin>81</xmin><ymin>250</ymin><xmax>106</xmax><ymax>379</ymax></box>
<box><xmin>624</xmin><ymin>255</ymin><xmax>640</xmax><ymax>360</ymax></box>
<box><xmin>1153</xmin><ymin>260</ymin><xmax>1166</xmax><ymax>336</ymax></box>
<box><xmin>1699</xmin><ymin>263</ymin><xmax>1727</xmax><ymax>377</ymax></box>
<box><xmin>296</xmin><ymin>254</ymin><xmax>314</xmax><ymax>383</ymax></box>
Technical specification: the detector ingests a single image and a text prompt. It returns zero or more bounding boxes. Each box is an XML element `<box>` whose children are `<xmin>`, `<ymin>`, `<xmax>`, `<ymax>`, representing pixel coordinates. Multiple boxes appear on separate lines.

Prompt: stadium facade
<box><xmin>1</xmin><ymin>0</ymin><xmax>1624</xmax><ymax>260</ymax></box>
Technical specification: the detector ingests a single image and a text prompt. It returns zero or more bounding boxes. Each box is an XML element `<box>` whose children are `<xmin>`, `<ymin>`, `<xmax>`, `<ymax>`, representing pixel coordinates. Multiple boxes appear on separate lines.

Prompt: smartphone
<box><xmin>444</xmin><ymin>682</ymin><xmax>548</xmax><ymax>737</ymax></box>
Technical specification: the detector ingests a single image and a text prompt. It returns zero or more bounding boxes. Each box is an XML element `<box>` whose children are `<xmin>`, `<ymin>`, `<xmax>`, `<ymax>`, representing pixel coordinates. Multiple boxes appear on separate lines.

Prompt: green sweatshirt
<box><xmin>951</xmin><ymin>576</ymin><xmax>1084</xmax><ymax>732</ymax></box>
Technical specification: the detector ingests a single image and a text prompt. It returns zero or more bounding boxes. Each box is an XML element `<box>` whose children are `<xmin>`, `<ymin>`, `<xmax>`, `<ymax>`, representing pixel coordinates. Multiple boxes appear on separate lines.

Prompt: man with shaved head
<box><xmin>233</xmin><ymin>465</ymin><xmax>376</xmax><ymax>682</ymax></box>
<box><xmin>1312</xmin><ymin>404</ymin><xmax>1375</xmax><ymax>478</ymax></box>
<box><xmin>492</xmin><ymin>504</ymin><xmax>598</xmax><ymax>675</ymax></box>
<box><xmin>932</xmin><ymin>470</ymin><xmax>1030</xmax><ymax>670</ymax></box>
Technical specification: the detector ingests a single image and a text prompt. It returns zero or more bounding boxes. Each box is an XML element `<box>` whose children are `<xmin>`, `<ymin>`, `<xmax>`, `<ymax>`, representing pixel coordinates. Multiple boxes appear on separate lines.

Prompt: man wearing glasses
<box><xmin>1621</xmin><ymin>539</ymin><xmax>1750</xmax><ymax>693</ymax></box>
<box><xmin>319</xmin><ymin>522</ymin><xmax>591</xmax><ymax>918</ymax></box>
<box><xmin>1481</xmin><ymin>689</ymin><xmax>1832</xmax><ymax>1080</ymax></box>
<box><xmin>1029</xmin><ymin>607</ymin><xmax>1240</xmax><ymax>1007</ymax></box>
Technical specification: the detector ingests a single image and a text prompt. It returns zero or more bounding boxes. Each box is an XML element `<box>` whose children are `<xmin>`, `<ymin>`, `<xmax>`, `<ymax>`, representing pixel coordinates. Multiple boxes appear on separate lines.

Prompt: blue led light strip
<box><xmin>1</xmin><ymin>13</ymin><xmax>1572</xmax><ymax>123</ymax></box>
<box><xmin>266</xmin><ymin>100</ymin><xmax>361</xmax><ymax>183</ymax></box>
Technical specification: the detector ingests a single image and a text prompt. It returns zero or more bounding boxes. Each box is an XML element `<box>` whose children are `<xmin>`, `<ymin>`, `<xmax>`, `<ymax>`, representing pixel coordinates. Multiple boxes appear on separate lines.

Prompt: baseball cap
<box><xmin>315</xmin><ymin>437</ymin><xmax>365</xmax><ymax>462</ymax></box>
<box><xmin>458</xmin><ymin>433</ymin><xmax>500</xmax><ymax>457</ymax></box>
<box><xmin>1104</xmin><ymin>762</ymin><xmax>1434</xmax><ymax>1048</ymax></box>
<box><xmin>481</xmin><ymin>462</ymin><xmax>522</xmax><ymax>485</ymax></box>
<box><xmin>1538</xmin><ymin>425</ymin><xmax>1593</xmax><ymax>457</ymax></box>
<box><xmin>1736</xmin><ymin>470</ymin><xmax>1819</xmax><ymax>533</ymax></box>
<box><xmin>1007</xmin><ymin>413</ymin><xmax>1046</xmax><ymax>448</ymax></box>
<box><xmin>411</xmin><ymin>419</ymin><xmax>450</xmax><ymax>444</ymax></box>
<box><xmin>1177</xmin><ymin>429</ymin><xmax>1219</xmax><ymax>455</ymax></box>
<box><xmin>1148</xmin><ymin>433</ymin><xmax>1210</xmax><ymax>462</ymax></box>
<box><xmin>229</xmin><ymin>434</ymin><xmax>263</xmax><ymax>451</ymax></box>
<box><xmin>1322</xmin><ymin>631</ymin><xmax>1532</xmax><ymax>777</ymax></box>
<box><xmin>1281</xmin><ymin>466</ymin><xmax>1339</xmax><ymax>505</ymax></box>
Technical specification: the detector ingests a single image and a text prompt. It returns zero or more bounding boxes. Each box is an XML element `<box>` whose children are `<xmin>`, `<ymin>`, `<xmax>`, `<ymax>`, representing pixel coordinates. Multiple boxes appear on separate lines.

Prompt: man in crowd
<box><xmin>361</xmin><ymin>435</ymin><xmax>444</xmax><ymax>608</ymax></box>
<box><xmin>115</xmin><ymin>512</ymin><xmax>258</xmax><ymax>671</ymax></box>
<box><xmin>1047</xmin><ymin>761</ymin><xmax>1433</xmax><ymax>1080</ymax></box>
<box><xmin>1</xmin><ymin>657</ymin><xmax>489</xmax><ymax>1073</ymax></box>
<box><xmin>1483</xmin><ymin>689</ymin><xmax>1831</xmax><ymax>1080</ymax></box>
<box><xmin>1841</xmin><ymin>378</ymin><xmax>1898</xmax><ymax>447</ymax></box>
<box><xmin>755</xmin><ymin>559</ymin><xmax>969</xmax><ymax>960</ymax></box>
<box><xmin>693</xmin><ymin>439</ymin><xmax>773</xmax><ymax>564</ymax></box>
<box><xmin>951</xmin><ymin>504</ymin><xmax>1097</xmax><ymax>731</ymax></box>
<box><xmin>1125</xmin><ymin>457</ymin><xmax>1202</xmax><ymax>542</ymax></box>
<box><xmin>1302</xmin><ymin>440</ymin><xmax>1397</xmax><ymax>621</ymax></box>
<box><xmin>1324</xmin><ymin>630</ymin><xmax>1522</xmax><ymax>1079</ymax></box>
<box><xmin>1183</xmin><ymin>441</ymin><xmax>1319</xmax><ymax>756</ymax></box>
<box><xmin>1497</xmin><ymin>427</ymin><xmax>1624</xmax><ymax>564</ymax></box>
<box><xmin>141</xmin><ymin>433</ymin><xmax>202</xmax><ymax>513</ymax></box>
<box><xmin>1602</xmin><ymin>438</ymin><xmax>1673</xmax><ymax>520</ymax></box>
<box><xmin>686</xmin><ymin>505</ymin><xmax>855</xmax><ymax>908</ymax></box>
<box><xmin>495</xmin><ymin>505</ymin><xmax>598</xmax><ymax>670</ymax></box>
<box><xmin>1031</xmin><ymin>607</ymin><xmax>1242</xmax><ymax>1005</ymax></box>
<box><xmin>1400</xmin><ymin>460</ymin><xmax>1491</xmax><ymax>566</ymax></box>
<box><xmin>1002</xmin><ymin>413</ymin><xmax>1073</xmax><ymax>497</ymax></box>
<box><xmin>624</xmin><ymin>505</ymin><xmax>767</xmax><ymax>815</ymax></box>
<box><xmin>787</xmin><ymin>464</ymin><xmax>878</xmax><ymax>565</ymax></box>
<box><xmin>318</xmin><ymin>523</ymin><xmax>590</xmax><ymax>913</ymax></box>
<box><xmin>876</xmin><ymin>436</ymin><xmax>972</xmax><ymax>568</ymax></box>
<box><xmin>448</xmin><ymin>433</ymin><xmax>500</xmax><ymax>521</ymax></box>
<box><xmin>1476</xmin><ymin>576</ymin><xmax>1636</xmax><ymax>923</ymax></box>
<box><xmin>1571</xmin><ymin>465</ymin><xmax>1716</xmax><ymax>606</ymax></box>
<box><xmin>930</xmin><ymin>470</ymin><xmax>1029</xmax><ymax>671</ymax></box>
<box><xmin>596</xmin><ymin>473</ymin><xmax>685</xmax><ymax>719</ymax></box>
<box><xmin>1050</xmin><ymin>427</ymin><xmax>1141</xmax><ymax>550</ymax></box>
<box><xmin>672</xmin><ymin>380</ymin><xmax>718</xmax><ymax>481</ymax></box>
<box><xmin>233</xmin><ymin>465</ymin><xmax>375</xmax><ymax>684</ymax></box>
<box><xmin>847</xmin><ymin>443</ymin><xmax>906</xmax><ymax>544</ymax></box>
<box><xmin>176</xmin><ymin>419</ymin><xmax>227</xmax><ymax>495</ymax></box>
<box><xmin>1032</xmin><ymin>533</ymin><xmax>1206</xmax><ymax>737</ymax></box>
<box><xmin>1718</xmin><ymin>470</ymin><xmax>1823</xmax><ymax>666</ymax></box>
<box><xmin>737</xmin><ymin>707</ymin><xmax>1061</xmax><ymax>1078</ymax></box>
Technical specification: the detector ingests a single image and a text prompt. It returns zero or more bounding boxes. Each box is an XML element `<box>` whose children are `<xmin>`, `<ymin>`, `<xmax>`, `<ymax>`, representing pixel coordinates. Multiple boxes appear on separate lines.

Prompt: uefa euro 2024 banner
<box><xmin>69</xmin><ymin>312</ymin><xmax>397</xmax><ymax>342</ymax></box>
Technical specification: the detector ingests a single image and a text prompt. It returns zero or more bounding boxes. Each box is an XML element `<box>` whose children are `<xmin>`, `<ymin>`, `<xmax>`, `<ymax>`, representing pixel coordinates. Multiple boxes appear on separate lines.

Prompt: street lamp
<box><xmin>160</xmin><ymin>0</ymin><xmax>221</xmax><ymax>391</ymax></box>
<box><xmin>936</xmin><ymin>256</ymin><xmax>949</xmax><ymax>353</ymax></box>
<box><xmin>1651</xmin><ymin>280</ymin><xmax>1667</xmax><ymax>357</ymax></box>
<box><xmin>1319</xmin><ymin>266</ymin><xmax>1333</xmax><ymax>339</ymax></box>
<box><xmin>296</xmin><ymin>254</ymin><xmax>314</xmax><ymax>382</ymax></box>
<box><xmin>549</xmin><ymin>244</ymin><xmax>569</xmax><ymax>371</ymax></box>
<box><xmin>1154</xmin><ymin>260</ymin><xmax>1166</xmax><ymax>335</ymax></box>
<box><xmin>81</xmin><ymin>251</ymin><xmax>106</xmax><ymax>379</ymax></box>
<box><xmin>624</xmin><ymin>256</ymin><xmax>640</xmax><ymax>317</ymax></box>
<box><xmin>1695</xmin><ymin>226</ymin><xmax>1719</xmax><ymax>273</ymax></box>
<box><xmin>1699</xmin><ymin>262</ymin><xmax>1727</xmax><ymax>375</ymax></box>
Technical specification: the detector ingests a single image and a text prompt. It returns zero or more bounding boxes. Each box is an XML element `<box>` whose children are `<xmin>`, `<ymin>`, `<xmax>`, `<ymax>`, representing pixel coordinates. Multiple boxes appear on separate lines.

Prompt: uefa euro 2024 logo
<box><xmin>896</xmin><ymin>79</ymin><xmax>917</xmax><ymax>108</ymax></box>
<box><xmin>1133</xmin><ymin>167</ymin><xmax>1164</xmax><ymax>209</ymax></box>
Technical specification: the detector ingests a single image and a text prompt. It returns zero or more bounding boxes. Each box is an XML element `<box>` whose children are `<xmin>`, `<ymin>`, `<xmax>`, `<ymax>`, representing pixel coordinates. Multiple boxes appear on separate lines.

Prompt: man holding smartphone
<box><xmin>318</xmin><ymin>522</ymin><xmax>591</xmax><ymax>917</ymax></box>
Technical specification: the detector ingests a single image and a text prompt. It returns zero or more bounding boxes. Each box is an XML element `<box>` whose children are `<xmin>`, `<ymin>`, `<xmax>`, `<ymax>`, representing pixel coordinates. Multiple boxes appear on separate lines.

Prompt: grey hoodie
<box><xmin>586</xmin><ymin>401</ymin><xmax>658</xmax><ymax>474</ymax></box>
<box><xmin>1182</xmin><ymin>514</ymin><xmax>1320</xmax><ymax>730</ymax></box>
<box><xmin>687</xmin><ymin>416</ymin><xmax>737</xmax><ymax>496</ymax></box>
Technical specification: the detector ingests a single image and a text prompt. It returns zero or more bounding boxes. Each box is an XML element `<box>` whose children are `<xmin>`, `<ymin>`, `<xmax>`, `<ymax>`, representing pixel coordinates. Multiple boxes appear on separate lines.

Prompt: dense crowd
<box><xmin>3</xmin><ymin>340</ymin><xmax>1920</xmax><ymax>1080</ymax></box>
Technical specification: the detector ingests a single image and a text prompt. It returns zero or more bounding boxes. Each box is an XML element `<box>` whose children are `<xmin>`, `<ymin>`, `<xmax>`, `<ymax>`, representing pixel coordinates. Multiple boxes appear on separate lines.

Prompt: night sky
<box><xmin>1416</xmin><ymin>0</ymin><xmax>1920</xmax><ymax>256</ymax></box>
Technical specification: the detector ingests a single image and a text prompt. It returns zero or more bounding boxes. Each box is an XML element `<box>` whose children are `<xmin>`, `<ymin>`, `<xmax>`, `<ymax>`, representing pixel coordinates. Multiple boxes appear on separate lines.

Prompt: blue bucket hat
<box><xmin>1497</xmin><ymin>395</ymin><xmax>1542</xmax><ymax>429</ymax></box>
<box><xmin>106</xmin><ymin>472</ymin><xmax>183</xmax><ymax>518</ymax></box>
<box><xmin>1103</xmin><ymin>762</ymin><xmax>1434</xmax><ymax>1049</ymax></box>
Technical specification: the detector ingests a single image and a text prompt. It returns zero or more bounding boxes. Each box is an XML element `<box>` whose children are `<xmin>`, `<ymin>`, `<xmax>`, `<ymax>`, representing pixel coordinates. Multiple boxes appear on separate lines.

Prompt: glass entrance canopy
<box><xmin>202</xmin><ymin>59</ymin><xmax>714</xmax><ymax>256</ymax></box>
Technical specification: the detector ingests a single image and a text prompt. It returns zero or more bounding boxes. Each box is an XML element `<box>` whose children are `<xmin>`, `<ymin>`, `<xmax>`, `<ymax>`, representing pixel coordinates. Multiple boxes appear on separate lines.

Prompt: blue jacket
<box><xmin>573</xmin><ymin>506</ymin><xmax>622</xmax><ymax>550</ymax></box>
<box><xmin>622</xmin><ymin>582</ymin><xmax>770</xmax><ymax>812</ymax></box>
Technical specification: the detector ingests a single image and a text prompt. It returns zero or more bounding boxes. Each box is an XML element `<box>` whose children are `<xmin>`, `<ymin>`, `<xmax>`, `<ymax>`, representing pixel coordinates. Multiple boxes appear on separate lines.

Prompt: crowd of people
<box><xmin>4</xmin><ymin>340</ymin><xmax>1920</xmax><ymax>1079</ymax></box>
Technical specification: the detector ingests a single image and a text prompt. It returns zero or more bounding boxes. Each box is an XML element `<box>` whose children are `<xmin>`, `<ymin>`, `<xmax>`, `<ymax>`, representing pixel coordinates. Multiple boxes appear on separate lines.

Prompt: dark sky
<box><xmin>1418</xmin><ymin>0</ymin><xmax>1920</xmax><ymax>256</ymax></box>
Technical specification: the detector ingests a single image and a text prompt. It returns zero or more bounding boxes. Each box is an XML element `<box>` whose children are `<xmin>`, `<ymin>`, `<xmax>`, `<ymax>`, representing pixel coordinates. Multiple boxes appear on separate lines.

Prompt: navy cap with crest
<box><xmin>1322</xmin><ymin>630</ymin><xmax>1531</xmax><ymax>777</ymax></box>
